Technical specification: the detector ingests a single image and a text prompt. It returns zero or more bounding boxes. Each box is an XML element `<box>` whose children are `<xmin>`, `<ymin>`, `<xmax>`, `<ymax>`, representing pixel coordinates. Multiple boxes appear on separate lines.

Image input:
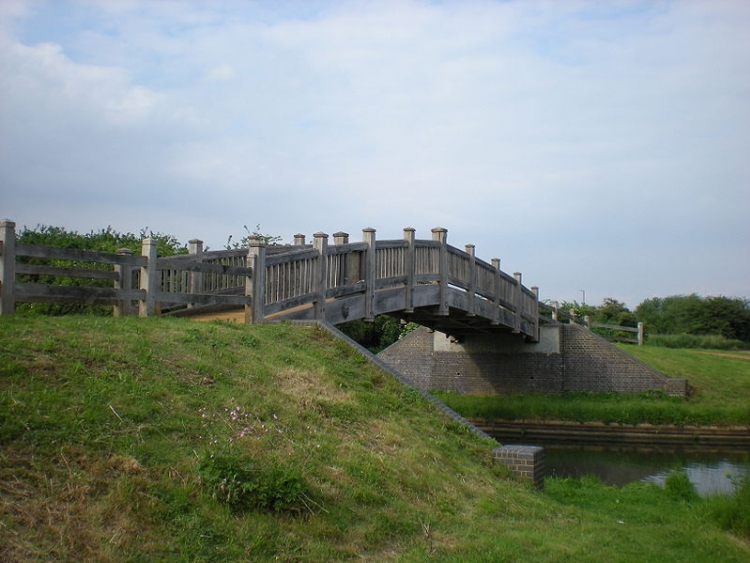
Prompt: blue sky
<box><xmin>1</xmin><ymin>0</ymin><xmax>748</xmax><ymax>308</ymax></box>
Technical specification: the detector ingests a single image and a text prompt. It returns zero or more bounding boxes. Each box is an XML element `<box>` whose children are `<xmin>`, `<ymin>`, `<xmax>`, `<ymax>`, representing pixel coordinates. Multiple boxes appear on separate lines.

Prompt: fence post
<box><xmin>637</xmin><ymin>322</ymin><xmax>644</xmax><ymax>346</ymax></box>
<box><xmin>551</xmin><ymin>300</ymin><xmax>559</xmax><ymax>321</ymax></box>
<box><xmin>139</xmin><ymin>238</ymin><xmax>158</xmax><ymax>317</ymax></box>
<box><xmin>404</xmin><ymin>228</ymin><xmax>415</xmax><ymax>313</ymax></box>
<box><xmin>294</xmin><ymin>233</ymin><xmax>306</xmax><ymax>246</ymax></box>
<box><xmin>113</xmin><ymin>248</ymin><xmax>133</xmax><ymax>317</ymax></box>
<box><xmin>432</xmin><ymin>227</ymin><xmax>448</xmax><ymax>316</ymax></box>
<box><xmin>465</xmin><ymin>244</ymin><xmax>476</xmax><ymax>317</ymax></box>
<box><xmin>0</xmin><ymin>220</ymin><xmax>16</xmax><ymax>316</ymax></box>
<box><xmin>512</xmin><ymin>272</ymin><xmax>522</xmax><ymax>333</ymax></box>
<box><xmin>584</xmin><ymin>315</ymin><xmax>591</xmax><ymax>328</ymax></box>
<box><xmin>362</xmin><ymin>228</ymin><xmax>376</xmax><ymax>322</ymax></box>
<box><xmin>313</xmin><ymin>232</ymin><xmax>328</xmax><ymax>321</ymax></box>
<box><xmin>245</xmin><ymin>236</ymin><xmax>266</xmax><ymax>323</ymax></box>
<box><xmin>490</xmin><ymin>258</ymin><xmax>501</xmax><ymax>325</ymax></box>
<box><xmin>188</xmin><ymin>239</ymin><xmax>204</xmax><ymax>305</ymax></box>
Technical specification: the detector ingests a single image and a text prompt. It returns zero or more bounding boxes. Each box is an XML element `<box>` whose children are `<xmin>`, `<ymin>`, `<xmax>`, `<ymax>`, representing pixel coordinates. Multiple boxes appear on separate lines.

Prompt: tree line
<box><xmin>556</xmin><ymin>296</ymin><xmax>750</xmax><ymax>346</ymax></box>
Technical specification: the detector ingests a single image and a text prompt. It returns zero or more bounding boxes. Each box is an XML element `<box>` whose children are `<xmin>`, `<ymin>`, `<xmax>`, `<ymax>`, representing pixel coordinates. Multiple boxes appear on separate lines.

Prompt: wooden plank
<box><xmin>265</xmin><ymin>248</ymin><xmax>318</xmax><ymax>266</ymax></box>
<box><xmin>325</xmin><ymin>281</ymin><xmax>367</xmax><ymax>299</ymax></box>
<box><xmin>326</xmin><ymin>242</ymin><xmax>368</xmax><ymax>255</ymax></box>
<box><xmin>589</xmin><ymin>322</ymin><xmax>639</xmax><ymax>333</ymax></box>
<box><xmin>16</xmin><ymin>263</ymin><xmax>120</xmax><ymax>280</ymax></box>
<box><xmin>15</xmin><ymin>244</ymin><xmax>147</xmax><ymax>266</ymax></box>
<box><xmin>158</xmin><ymin>261</ymin><xmax>253</xmax><ymax>277</ymax></box>
<box><xmin>14</xmin><ymin>283</ymin><xmax>144</xmax><ymax>304</ymax></box>
<box><xmin>374</xmin><ymin>275</ymin><xmax>407</xmax><ymax>290</ymax></box>
<box><xmin>262</xmin><ymin>292</ymin><xmax>317</xmax><ymax>316</ymax></box>
<box><xmin>155</xmin><ymin>292</ymin><xmax>249</xmax><ymax>306</ymax></box>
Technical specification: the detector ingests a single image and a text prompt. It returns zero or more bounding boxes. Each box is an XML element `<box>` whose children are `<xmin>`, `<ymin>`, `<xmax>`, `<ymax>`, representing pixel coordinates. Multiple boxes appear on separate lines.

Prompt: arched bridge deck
<box><xmin>165</xmin><ymin>227</ymin><xmax>539</xmax><ymax>341</ymax></box>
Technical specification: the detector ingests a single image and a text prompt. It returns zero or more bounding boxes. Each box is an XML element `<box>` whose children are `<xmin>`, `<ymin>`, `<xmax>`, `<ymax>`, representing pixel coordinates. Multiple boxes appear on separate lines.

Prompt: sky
<box><xmin>1</xmin><ymin>0</ymin><xmax>748</xmax><ymax>309</ymax></box>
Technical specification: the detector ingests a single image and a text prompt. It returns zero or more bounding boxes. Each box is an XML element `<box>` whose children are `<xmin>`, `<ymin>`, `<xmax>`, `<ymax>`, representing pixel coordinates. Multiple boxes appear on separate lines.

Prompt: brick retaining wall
<box><xmin>377</xmin><ymin>324</ymin><xmax>687</xmax><ymax>396</ymax></box>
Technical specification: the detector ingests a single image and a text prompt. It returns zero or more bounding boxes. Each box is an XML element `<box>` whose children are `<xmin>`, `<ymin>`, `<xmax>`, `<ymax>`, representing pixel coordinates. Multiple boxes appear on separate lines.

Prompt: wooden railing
<box><xmin>0</xmin><ymin>220</ymin><xmax>540</xmax><ymax>339</ymax></box>
<box><xmin>539</xmin><ymin>301</ymin><xmax>644</xmax><ymax>345</ymax></box>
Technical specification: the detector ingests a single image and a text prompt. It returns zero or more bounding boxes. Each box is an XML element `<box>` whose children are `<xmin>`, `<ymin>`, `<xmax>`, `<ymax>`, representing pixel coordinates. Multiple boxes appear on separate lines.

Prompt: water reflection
<box><xmin>544</xmin><ymin>447</ymin><xmax>750</xmax><ymax>496</ymax></box>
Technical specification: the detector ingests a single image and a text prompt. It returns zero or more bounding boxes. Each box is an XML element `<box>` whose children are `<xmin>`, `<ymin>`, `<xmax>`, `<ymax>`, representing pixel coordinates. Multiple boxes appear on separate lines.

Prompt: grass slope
<box><xmin>1</xmin><ymin>316</ymin><xmax>748</xmax><ymax>562</ymax></box>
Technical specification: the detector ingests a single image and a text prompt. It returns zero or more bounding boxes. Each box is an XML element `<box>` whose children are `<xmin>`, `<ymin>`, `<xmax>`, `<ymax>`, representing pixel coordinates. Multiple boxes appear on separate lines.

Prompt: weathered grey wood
<box><xmin>262</xmin><ymin>291</ymin><xmax>318</xmax><ymax>317</ymax></box>
<box><xmin>1</xmin><ymin>221</ymin><xmax>544</xmax><ymax>340</ymax></box>
<box><xmin>139</xmin><ymin>238</ymin><xmax>158</xmax><ymax>317</ymax></box>
<box><xmin>188</xmin><ymin>239</ymin><xmax>204</xmax><ymax>302</ymax></box>
<box><xmin>15</xmin><ymin>283</ymin><xmax>145</xmax><ymax>304</ymax></box>
<box><xmin>113</xmin><ymin>248</ymin><xmax>134</xmax><ymax>316</ymax></box>
<box><xmin>15</xmin><ymin>263</ymin><xmax>120</xmax><ymax>280</ymax></box>
<box><xmin>313</xmin><ymin>233</ymin><xmax>328</xmax><ymax>320</ymax></box>
<box><xmin>265</xmin><ymin>247</ymin><xmax>318</xmax><ymax>266</ymax></box>
<box><xmin>325</xmin><ymin>281</ymin><xmax>367</xmax><ymax>299</ymax></box>
<box><xmin>15</xmin><ymin>243</ymin><xmax>147</xmax><ymax>266</ymax></box>
<box><xmin>588</xmin><ymin>321</ymin><xmax>639</xmax><ymax>333</ymax></box>
<box><xmin>245</xmin><ymin>237</ymin><xmax>266</xmax><ymax>323</ymax></box>
<box><xmin>0</xmin><ymin>220</ymin><xmax>16</xmax><ymax>315</ymax></box>
<box><xmin>432</xmin><ymin>227</ymin><xmax>449</xmax><ymax>316</ymax></box>
<box><xmin>155</xmin><ymin>292</ymin><xmax>249</xmax><ymax>306</ymax></box>
<box><xmin>403</xmin><ymin>228</ymin><xmax>415</xmax><ymax>313</ymax></box>
<box><xmin>363</xmin><ymin>228</ymin><xmax>376</xmax><ymax>322</ymax></box>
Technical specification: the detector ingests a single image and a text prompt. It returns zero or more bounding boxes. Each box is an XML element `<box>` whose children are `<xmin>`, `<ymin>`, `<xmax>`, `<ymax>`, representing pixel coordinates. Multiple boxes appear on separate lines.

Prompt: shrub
<box><xmin>198</xmin><ymin>452</ymin><xmax>307</xmax><ymax>513</ymax></box>
<box><xmin>645</xmin><ymin>333</ymin><xmax>748</xmax><ymax>350</ymax></box>
<box><xmin>709</xmin><ymin>477</ymin><xmax>750</xmax><ymax>538</ymax></box>
<box><xmin>664</xmin><ymin>470</ymin><xmax>698</xmax><ymax>502</ymax></box>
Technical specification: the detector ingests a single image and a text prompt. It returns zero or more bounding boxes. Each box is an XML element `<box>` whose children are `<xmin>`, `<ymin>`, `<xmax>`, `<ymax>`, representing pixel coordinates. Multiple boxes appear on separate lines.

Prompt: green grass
<box><xmin>1</xmin><ymin>316</ymin><xmax>749</xmax><ymax>562</ymax></box>
<box><xmin>435</xmin><ymin>344</ymin><xmax>750</xmax><ymax>426</ymax></box>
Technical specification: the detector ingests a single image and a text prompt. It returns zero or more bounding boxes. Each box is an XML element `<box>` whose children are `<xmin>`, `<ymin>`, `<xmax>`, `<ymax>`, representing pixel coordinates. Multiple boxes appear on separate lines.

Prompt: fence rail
<box><xmin>539</xmin><ymin>301</ymin><xmax>644</xmax><ymax>345</ymax></box>
<box><xmin>0</xmin><ymin>220</ymin><xmax>540</xmax><ymax>339</ymax></box>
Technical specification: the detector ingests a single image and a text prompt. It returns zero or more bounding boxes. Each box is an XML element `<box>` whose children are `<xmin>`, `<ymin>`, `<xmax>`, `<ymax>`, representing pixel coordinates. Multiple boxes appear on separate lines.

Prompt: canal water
<box><xmin>543</xmin><ymin>446</ymin><xmax>750</xmax><ymax>496</ymax></box>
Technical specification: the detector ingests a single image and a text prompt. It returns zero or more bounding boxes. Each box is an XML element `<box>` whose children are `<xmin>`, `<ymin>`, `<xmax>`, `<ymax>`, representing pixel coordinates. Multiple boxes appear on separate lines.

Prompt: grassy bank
<box><xmin>1</xmin><ymin>316</ymin><xmax>749</xmax><ymax>562</ymax></box>
<box><xmin>435</xmin><ymin>345</ymin><xmax>750</xmax><ymax>426</ymax></box>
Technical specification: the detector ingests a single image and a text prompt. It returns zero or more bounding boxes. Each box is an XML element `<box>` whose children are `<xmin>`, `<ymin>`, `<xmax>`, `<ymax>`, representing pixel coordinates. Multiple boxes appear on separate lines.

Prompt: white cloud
<box><xmin>1</xmin><ymin>0</ymin><xmax>748</xmax><ymax>306</ymax></box>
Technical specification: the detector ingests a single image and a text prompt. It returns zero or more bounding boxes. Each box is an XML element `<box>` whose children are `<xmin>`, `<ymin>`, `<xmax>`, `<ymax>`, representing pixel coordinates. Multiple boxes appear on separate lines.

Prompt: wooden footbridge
<box><xmin>0</xmin><ymin>221</ymin><xmax>539</xmax><ymax>341</ymax></box>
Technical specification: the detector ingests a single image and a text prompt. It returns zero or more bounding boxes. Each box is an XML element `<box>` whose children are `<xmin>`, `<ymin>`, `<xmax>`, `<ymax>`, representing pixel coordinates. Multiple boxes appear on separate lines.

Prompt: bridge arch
<box><xmin>232</xmin><ymin>227</ymin><xmax>540</xmax><ymax>341</ymax></box>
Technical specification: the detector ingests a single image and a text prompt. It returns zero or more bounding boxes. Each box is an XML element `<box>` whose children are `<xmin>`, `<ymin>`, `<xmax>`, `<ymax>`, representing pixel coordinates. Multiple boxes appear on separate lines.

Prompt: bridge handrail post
<box><xmin>490</xmin><ymin>258</ymin><xmax>501</xmax><ymax>325</ymax></box>
<box><xmin>512</xmin><ymin>272</ymin><xmax>522</xmax><ymax>333</ymax></box>
<box><xmin>294</xmin><ymin>233</ymin><xmax>306</xmax><ymax>246</ymax></box>
<box><xmin>0</xmin><ymin>220</ymin><xmax>17</xmax><ymax>315</ymax></box>
<box><xmin>404</xmin><ymin>228</ymin><xmax>415</xmax><ymax>313</ymax></box>
<box><xmin>139</xmin><ymin>238</ymin><xmax>158</xmax><ymax>317</ymax></box>
<box><xmin>313</xmin><ymin>232</ymin><xmax>328</xmax><ymax>320</ymax></box>
<box><xmin>187</xmin><ymin>239</ymin><xmax>204</xmax><ymax>306</ymax></box>
<box><xmin>638</xmin><ymin>322</ymin><xmax>644</xmax><ymax>346</ymax></box>
<box><xmin>432</xmin><ymin>227</ymin><xmax>449</xmax><ymax>316</ymax></box>
<box><xmin>465</xmin><ymin>244</ymin><xmax>476</xmax><ymax>316</ymax></box>
<box><xmin>531</xmin><ymin>286</ymin><xmax>540</xmax><ymax>341</ymax></box>
<box><xmin>113</xmin><ymin>248</ymin><xmax>134</xmax><ymax>317</ymax></box>
<box><xmin>245</xmin><ymin>236</ymin><xmax>267</xmax><ymax>323</ymax></box>
<box><xmin>362</xmin><ymin>228</ymin><xmax>376</xmax><ymax>321</ymax></box>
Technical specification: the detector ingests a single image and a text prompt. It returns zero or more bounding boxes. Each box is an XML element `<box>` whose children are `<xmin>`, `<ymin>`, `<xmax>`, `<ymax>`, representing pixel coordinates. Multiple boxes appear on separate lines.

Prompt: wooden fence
<box><xmin>0</xmin><ymin>220</ymin><xmax>540</xmax><ymax>339</ymax></box>
<box><xmin>540</xmin><ymin>300</ymin><xmax>644</xmax><ymax>345</ymax></box>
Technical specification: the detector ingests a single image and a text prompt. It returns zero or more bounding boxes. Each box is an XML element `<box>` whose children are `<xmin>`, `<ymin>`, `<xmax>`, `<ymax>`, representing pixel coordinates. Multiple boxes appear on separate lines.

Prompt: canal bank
<box><xmin>473</xmin><ymin>419</ymin><xmax>750</xmax><ymax>450</ymax></box>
